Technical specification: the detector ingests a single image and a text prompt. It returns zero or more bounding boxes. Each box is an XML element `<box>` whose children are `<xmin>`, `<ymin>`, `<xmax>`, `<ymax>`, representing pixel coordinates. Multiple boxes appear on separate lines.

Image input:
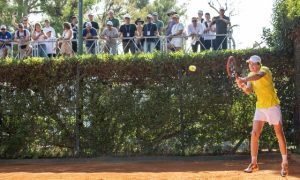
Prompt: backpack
<box><xmin>17</xmin><ymin>30</ymin><xmax>26</xmax><ymax>39</ymax></box>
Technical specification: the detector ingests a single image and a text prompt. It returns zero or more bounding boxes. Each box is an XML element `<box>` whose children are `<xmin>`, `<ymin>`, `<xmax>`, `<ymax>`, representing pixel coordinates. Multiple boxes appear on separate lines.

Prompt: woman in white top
<box><xmin>32</xmin><ymin>23</ymin><xmax>47</xmax><ymax>57</ymax></box>
<box><xmin>187</xmin><ymin>17</ymin><xmax>205</xmax><ymax>52</ymax></box>
<box><xmin>59</xmin><ymin>22</ymin><xmax>73</xmax><ymax>57</ymax></box>
<box><xmin>168</xmin><ymin>14</ymin><xmax>184</xmax><ymax>51</ymax></box>
<box><xmin>203</xmin><ymin>13</ymin><xmax>216</xmax><ymax>50</ymax></box>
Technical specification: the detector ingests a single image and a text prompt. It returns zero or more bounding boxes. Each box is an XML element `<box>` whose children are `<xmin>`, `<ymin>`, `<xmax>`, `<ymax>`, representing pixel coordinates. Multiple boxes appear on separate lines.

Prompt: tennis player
<box><xmin>236</xmin><ymin>55</ymin><xmax>288</xmax><ymax>177</ymax></box>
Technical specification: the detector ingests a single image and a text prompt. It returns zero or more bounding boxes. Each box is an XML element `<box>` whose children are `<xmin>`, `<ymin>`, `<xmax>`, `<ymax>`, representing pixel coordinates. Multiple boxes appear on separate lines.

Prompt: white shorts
<box><xmin>254</xmin><ymin>105</ymin><xmax>282</xmax><ymax>125</ymax></box>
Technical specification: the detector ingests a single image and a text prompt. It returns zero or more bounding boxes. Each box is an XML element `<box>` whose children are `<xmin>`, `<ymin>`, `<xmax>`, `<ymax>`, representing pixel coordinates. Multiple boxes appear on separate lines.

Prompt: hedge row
<box><xmin>0</xmin><ymin>49</ymin><xmax>296</xmax><ymax>158</ymax></box>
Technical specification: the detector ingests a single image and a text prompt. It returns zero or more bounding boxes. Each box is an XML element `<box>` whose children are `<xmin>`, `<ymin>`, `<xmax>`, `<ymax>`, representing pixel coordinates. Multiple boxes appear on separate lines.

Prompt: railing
<box><xmin>0</xmin><ymin>33</ymin><xmax>235</xmax><ymax>59</ymax></box>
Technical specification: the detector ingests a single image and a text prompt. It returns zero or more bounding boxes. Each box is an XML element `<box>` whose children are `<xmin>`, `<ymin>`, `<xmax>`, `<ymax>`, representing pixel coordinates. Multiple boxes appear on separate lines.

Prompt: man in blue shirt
<box><xmin>142</xmin><ymin>14</ymin><xmax>158</xmax><ymax>53</ymax></box>
<box><xmin>83</xmin><ymin>22</ymin><xmax>98</xmax><ymax>54</ymax></box>
<box><xmin>0</xmin><ymin>25</ymin><xmax>12</xmax><ymax>58</ymax></box>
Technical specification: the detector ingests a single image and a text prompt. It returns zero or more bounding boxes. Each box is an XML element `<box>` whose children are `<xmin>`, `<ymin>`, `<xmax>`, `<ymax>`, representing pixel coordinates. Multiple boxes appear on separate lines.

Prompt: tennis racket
<box><xmin>226</xmin><ymin>56</ymin><xmax>238</xmax><ymax>79</ymax></box>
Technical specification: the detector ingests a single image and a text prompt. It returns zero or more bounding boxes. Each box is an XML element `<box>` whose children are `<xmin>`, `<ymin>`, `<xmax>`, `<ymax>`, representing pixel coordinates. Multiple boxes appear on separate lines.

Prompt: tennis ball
<box><xmin>189</xmin><ymin>65</ymin><xmax>196</xmax><ymax>72</ymax></box>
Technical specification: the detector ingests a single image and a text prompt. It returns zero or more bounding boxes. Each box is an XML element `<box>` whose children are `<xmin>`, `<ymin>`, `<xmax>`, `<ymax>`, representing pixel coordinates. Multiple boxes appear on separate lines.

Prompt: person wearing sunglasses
<box><xmin>0</xmin><ymin>25</ymin><xmax>12</xmax><ymax>58</ymax></box>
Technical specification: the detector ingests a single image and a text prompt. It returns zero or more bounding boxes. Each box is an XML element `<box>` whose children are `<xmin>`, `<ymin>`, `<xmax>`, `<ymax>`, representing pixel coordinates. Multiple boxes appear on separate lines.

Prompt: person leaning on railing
<box><xmin>14</xmin><ymin>23</ymin><xmax>31</xmax><ymax>59</ymax></box>
<box><xmin>71</xmin><ymin>16</ymin><xmax>78</xmax><ymax>53</ymax></box>
<box><xmin>59</xmin><ymin>22</ymin><xmax>74</xmax><ymax>57</ymax></box>
<box><xmin>203</xmin><ymin>12</ymin><xmax>216</xmax><ymax>50</ymax></box>
<box><xmin>32</xmin><ymin>23</ymin><xmax>48</xmax><ymax>57</ymax></box>
<box><xmin>134</xmin><ymin>18</ymin><xmax>144</xmax><ymax>52</ymax></box>
<box><xmin>152</xmin><ymin>12</ymin><xmax>164</xmax><ymax>51</ymax></box>
<box><xmin>187</xmin><ymin>17</ymin><xmax>205</xmax><ymax>53</ymax></box>
<box><xmin>83</xmin><ymin>22</ymin><xmax>98</xmax><ymax>55</ymax></box>
<box><xmin>142</xmin><ymin>14</ymin><xmax>158</xmax><ymax>53</ymax></box>
<box><xmin>119</xmin><ymin>14</ymin><xmax>137</xmax><ymax>54</ymax></box>
<box><xmin>168</xmin><ymin>14</ymin><xmax>184</xmax><ymax>52</ymax></box>
<box><xmin>0</xmin><ymin>25</ymin><xmax>12</xmax><ymax>58</ymax></box>
<box><xmin>100</xmin><ymin>21</ymin><xmax>119</xmax><ymax>55</ymax></box>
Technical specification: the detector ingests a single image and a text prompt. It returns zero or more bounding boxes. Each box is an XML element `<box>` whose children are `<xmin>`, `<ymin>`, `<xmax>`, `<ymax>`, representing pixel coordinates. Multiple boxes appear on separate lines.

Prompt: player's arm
<box><xmin>239</xmin><ymin>71</ymin><xmax>266</xmax><ymax>83</ymax></box>
<box><xmin>236</xmin><ymin>80</ymin><xmax>252</xmax><ymax>94</ymax></box>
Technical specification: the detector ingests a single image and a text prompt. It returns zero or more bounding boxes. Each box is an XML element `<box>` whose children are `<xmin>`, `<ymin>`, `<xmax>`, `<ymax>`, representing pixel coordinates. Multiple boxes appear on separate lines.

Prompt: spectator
<box><xmin>165</xmin><ymin>9</ymin><xmax>177</xmax><ymax>36</ymax></box>
<box><xmin>119</xmin><ymin>14</ymin><xmax>137</xmax><ymax>54</ymax></box>
<box><xmin>168</xmin><ymin>14</ymin><xmax>184</xmax><ymax>51</ymax></box>
<box><xmin>187</xmin><ymin>17</ymin><xmax>205</xmax><ymax>52</ymax></box>
<box><xmin>32</xmin><ymin>23</ymin><xmax>47</xmax><ymax>57</ymax></box>
<box><xmin>44</xmin><ymin>30</ymin><xmax>57</xmax><ymax>57</ymax></box>
<box><xmin>43</xmin><ymin>19</ymin><xmax>56</xmax><ymax>37</ymax></box>
<box><xmin>211</xmin><ymin>7</ymin><xmax>230</xmax><ymax>50</ymax></box>
<box><xmin>101</xmin><ymin>21</ymin><xmax>118</xmax><ymax>55</ymax></box>
<box><xmin>107</xmin><ymin>10</ymin><xmax>120</xmax><ymax>29</ymax></box>
<box><xmin>0</xmin><ymin>25</ymin><xmax>12</xmax><ymax>58</ymax></box>
<box><xmin>142</xmin><ymin>14</ymin><xmax>158</xmax><ymax>53</ymax></box>
<box><xmin>203</xmin><ymin>12</ymin><xmax>216</xmax><ymax>50</ymax></box>
<box><xmin>71</xmin><ymin>16</ymin><xmax>78</xmax><ymax>53</ymax></box>
<box><xmin>135</xmin><ymin>18</ymin><xmax>144</xmax><ymax>52</ymax></box>
<box><xmin>14</xmin><ymin>23</ymin><xmax>31</xmax><ymax>59</ymax></box>
<box><xmin>83</xmin><ymin>22</ymin><xmax>98</xmax><ymax>54</ymax></box>
<box><xmin>152</xmin><ymin>12</ymin><xmax>164</xmax><ymax>51</ymax></box>
<box><xmin>59</xmin><ymin>22</ymin><xmax>73</xmax><ymax>57</ymax></box>
<box><xmin>12</xmin><ymin>15</ymin><xmax>32</xmax><ymax>32</ymax></box>
<box><xmin>197</xmin><ymin>10</ymin><xmax>204</xmax><ymax>23</ymax></box>
<box><xmin>84</xmin><ymin>13</ymin><xmax>100</xmax><ymax>33</ymax></box>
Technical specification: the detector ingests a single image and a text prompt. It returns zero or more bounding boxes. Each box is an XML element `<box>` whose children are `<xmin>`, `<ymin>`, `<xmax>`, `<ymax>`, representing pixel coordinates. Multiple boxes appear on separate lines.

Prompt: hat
<box><xmin>71</xmin><ymin>15</ymin><xmax>77</xmax><ymax>19</ymax></box>
<box><xmin>85</xmin><ymin>22</ymin><xmax>92</xmax><ymax>27</ymax></box>
<box><xmin>108</xmin><ymin>10</ymin><xmax>114</xmax><ymax>14</ymax></box>
<box><xmin>23</xmin><ymin>16</ymin><xmax>28</xmax><ymax>20</ymax></box>
<box><xmin>147</xmin><ymin>14</ymin><xmax>153</xmax><ymax>18</ymax></box>
<box><xmin>220</xmin><ymin>7</ymin><xmax>225</xmax><ymax>11</ymax></box>
<box><xmin>172</xmin><ymin>14</ymin><xmax>180</xmax><ymax>19</ymax></box>
<box><xmin>106</xmin><ymin>21</ymin><xmax>113</xmax><ymax>26</ymax></box>
<box><xmin>152</xmin><ymin>12</ymin><xmax>158</xmax><ymax>16</ymax></box>
<box><xmin>88</xmin><ymin>13</ymin><xmax>94</xmax><ymax>16</ymax></box>
<box><xmin>124</xmin><ymin>14</ymin><xmax>131</xmax><ymax>19</ymax></box>
<box><xmin>246</xmin><ymin>55</ymin><xmax>262</xmax><ymax>64</ymax></box>
<box><xmin>0</xmin><ymin>25</ymin><xmax>6</xmax><ymax>29</ymax></box>
<box><xmin>167</xmin><ymin>9</ymin><xmax>177</xmax><ymax>16</ymax></box>
<box><xmin>198</xmin><ymin>10</ymin><xmax>203</xmax><ymax>14</ymax></box>
<box><xmin>135</xmin><ymin>18</ymin><xmax>144</xmax><ymax>25</ymax></box>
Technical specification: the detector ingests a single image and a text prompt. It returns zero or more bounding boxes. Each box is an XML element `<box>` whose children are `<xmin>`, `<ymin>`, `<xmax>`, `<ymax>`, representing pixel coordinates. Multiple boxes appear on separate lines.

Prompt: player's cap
<box><xmin>85</xmin><ymin>22</ymin><xmax>92</xmax><ymax>27</ymax></box>
<box><xmin>124</xmin><ymin>14</ymin><xmax>131</xmax><ymax>19</ymax></box>
<box><xmin>152</xmin><ymin>12</ymin><xmax>158</xmax><ymax>16</ymax></box>
<box><xmin>198</xmin><ymin>10</ymin><xmax>203</xmax><ymax>14</ymax></box>
<box><xmin>0</xmin><ymin>25</ymin><xmax>6</xmax><ymax>29</ymax></box>
<box><xmin>106</xmin><ymin>21</ymin><xmax>113</xmax><ymax>26</ymax></box>
<box><xmin>247</xmin><ymin>55</ymin><xmax>262</xmax><ymax>64</ymax></box>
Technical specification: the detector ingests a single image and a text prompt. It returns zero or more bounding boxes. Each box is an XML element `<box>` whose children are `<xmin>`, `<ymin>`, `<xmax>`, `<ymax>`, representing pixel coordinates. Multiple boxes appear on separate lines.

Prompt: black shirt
<box><xmin>71</xmin><ymin>23</ymin><xmax>78</xmax><ymax>39</ymax></box>
<box><xmin>212</xmin><ymin>16</ymin><xmax>230</xmax><ymax>34</ymax></box>
<box><xmin>83</xmin><ymin>21</ymin><xmax>100</xmax><ymax>31</ymax></box>
<box><xmin>119</xmin><ymin>24</ymin><xmax>137</xmax><ymax>42</ymax></box>
<box><xmin>142</xmin><ymin>23</ymin><xmax>158</xmax><ymax>42</ymax></box>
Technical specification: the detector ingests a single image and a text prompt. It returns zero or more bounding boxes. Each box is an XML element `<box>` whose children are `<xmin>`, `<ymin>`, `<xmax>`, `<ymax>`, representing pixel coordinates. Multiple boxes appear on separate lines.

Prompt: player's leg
<box><xmin>273</xmin><ymin>123</ymin><xmax>288</xmax><ymax>176</ymax></box>
<box><xmin>244</xmin><ymin>120</ymin><xmax>265</xmax><ymax>173</ymax></box>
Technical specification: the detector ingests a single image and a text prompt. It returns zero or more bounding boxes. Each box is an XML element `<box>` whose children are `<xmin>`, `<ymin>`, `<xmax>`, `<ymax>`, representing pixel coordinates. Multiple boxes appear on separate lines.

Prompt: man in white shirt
<box><xmin>187</xmin><ymin>17</ymin><xmax>205</xmax><ymax>52</ymax></box>
<box><xmin>101</xmin><ymin>21</ymin><xmax>119</xmax><ymax>55</ymax></box>
<box><xmin>43</xmin><ymin>19</ymin><xmax>56</xmax><ymax>37</ymax></box>
<box><xmin>168</xmin><ymin>14</ymin><xmax>184</xmax><ymax>51</ymax></box>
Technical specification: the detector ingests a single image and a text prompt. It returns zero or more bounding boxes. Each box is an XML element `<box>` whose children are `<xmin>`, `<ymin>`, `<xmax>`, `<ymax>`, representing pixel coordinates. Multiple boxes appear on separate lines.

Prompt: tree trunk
<box><xmin>294</xmin><ymin>34</ymin><xmax>300</xmax><ymax>152</ymax></box>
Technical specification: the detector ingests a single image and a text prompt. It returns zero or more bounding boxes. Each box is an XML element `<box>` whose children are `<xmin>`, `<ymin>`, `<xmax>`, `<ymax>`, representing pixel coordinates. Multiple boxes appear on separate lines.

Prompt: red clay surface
<box><xmin>0</xmin><ymin>154</ymin><xmax>300</xmax><ymax>180</ymax></box>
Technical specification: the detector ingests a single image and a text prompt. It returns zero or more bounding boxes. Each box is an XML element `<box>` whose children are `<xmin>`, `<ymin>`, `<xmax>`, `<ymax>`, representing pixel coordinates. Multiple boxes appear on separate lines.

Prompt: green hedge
<box><xmin>0</xmin><ymin>49</ymin><xmax>296</xmax><ymax>158</ymax></box>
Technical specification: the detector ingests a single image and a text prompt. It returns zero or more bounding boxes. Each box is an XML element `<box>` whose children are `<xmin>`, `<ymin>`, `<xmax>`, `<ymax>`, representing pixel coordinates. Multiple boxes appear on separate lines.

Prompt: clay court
<box><xmin>1</xmin><ymin>154</ymin><xmax>300</xmax><ymax>180</ymax></box>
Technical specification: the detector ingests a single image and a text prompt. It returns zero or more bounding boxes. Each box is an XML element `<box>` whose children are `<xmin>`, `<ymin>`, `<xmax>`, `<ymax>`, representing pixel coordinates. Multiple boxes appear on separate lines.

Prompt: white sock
<box><xmin>282</xmin><ymin>154</ymin><xmax>288</xmax><ymax>164</ymax></box>
<box><xmin>251</xmin><ymin>156</ymin><xmax>257</xmax><ymax>164</ymax></box>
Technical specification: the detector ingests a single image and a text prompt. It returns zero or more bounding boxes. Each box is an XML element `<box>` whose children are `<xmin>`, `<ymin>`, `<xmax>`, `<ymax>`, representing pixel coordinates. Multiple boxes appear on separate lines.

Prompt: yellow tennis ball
<box><xmin>189</xmin><ymin>65</ymin><xmax>196</xmax><ymax>72</ymax></box>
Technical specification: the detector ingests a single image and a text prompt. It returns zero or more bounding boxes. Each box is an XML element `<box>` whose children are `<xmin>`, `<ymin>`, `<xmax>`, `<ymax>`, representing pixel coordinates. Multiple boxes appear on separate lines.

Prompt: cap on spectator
<box><xmin>220</xmin><ymin>7</ymin><xmax>225</xmax><ymax>11</ymax></box>
<box><xmin>172</xmin><ymin>14</ymin><xmax>180</xmax><ymax>19</ymax></box>
<box><xmin>152</xmin><ymin>12</ymin><xmax>158</xmax><ymax>16</ymax></box>
<box><xmin>167</xmin><ymin>9</ymin><xmax>177</xmax><ymax>16</ymax></box>
<box><xmin>246</xmin><ymin>55</ymin><xmax>262</xmax><ymax>64</ymax></box>
<box><xmin>18</xmin><ymin>23</ymin><xmax>24</xmax><ymax>28</ymax></box>
<box><xmin>135</xmin><ymin>18</ymin><xmax>144</xmax><ymax>25</ymax></box>
<box><xmin>85</xmin><ymin>22</ymin><xmax>92</xmax><ymax>27</ymax></box>
<box><xmin>124</xmin><ymin>14</ymin><xmax>131</xmax><ymax>19</ymax></box>
<box><xmin>23</xmin><ymin>16</ymin><xmax>28</xmax><ymax>21</ymax></box>
<box><xmin>198</xmin><ymin>10</ymin><xmax>203</xmax><ymax>14</ymax></box>
<box><xmin>0</xmin><ymin>25</ymin><xmax>6</xmax><ymax>29</ymax></box>
<box><xmin>44</xmin><ymin>19</ymin><xmax>50</xmax><ymax>22</ymax></box>
<box><xmin>147</xmin><ymin>14</ymin><xmax>153</xmax><ymax>18</ymax></box>
<box><xmin>108</xmin><ymin>10</ymin><xmax>114</xmax><ymax>14</ymax></box>
<box><xmin>106</xmin><ymin>21</ymin><xmax>113</xmax><ymax>26</ymax></box>
<box><xmin>88</xmin><ymin>13</ymin><xmax>94</xmax><ymax>16</ymax></box>
<box><xmin>72</xmin><ymin>15</ymin><xmax>77</xmax><ymax>19</ymax></box>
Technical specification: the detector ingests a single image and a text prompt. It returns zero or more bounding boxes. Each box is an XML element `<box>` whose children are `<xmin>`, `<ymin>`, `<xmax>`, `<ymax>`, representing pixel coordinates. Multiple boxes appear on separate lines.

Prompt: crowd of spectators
<box><xmin>0</xmin><ymin>8</ymin><xmax>230</xmax><ymax>58</ymax></box>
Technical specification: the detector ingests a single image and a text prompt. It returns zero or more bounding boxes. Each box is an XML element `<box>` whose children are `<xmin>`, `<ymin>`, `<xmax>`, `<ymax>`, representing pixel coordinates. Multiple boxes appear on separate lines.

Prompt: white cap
<box><xmin>172</xmin><ymin>14</ymin><xmax>180</xmax><ymax>19</ymax></box>
<box><xmin>152</xmin><ymin>12</ymin><xmax>158</xmax><ymax>16</ymax></box>
<box><xmin>198</xmin><ymin>10</ymin><xmax>203</xmax><ymax>14</ymax></box>
<box><xmin>247</xmin><ymin>55</ymin><xmax>262</xmax><ymax>64</ymax></box>
<box><xmin>106</xmin><ymin>21</ymin><xmax>113</xmax><ymax>26</ymax></box>
<box><xmin>147</xmin><ymin>14</ymin><xmax>153</xmax><ymax>18</ymax></box>
<box><xmin>88</xmin><ymin>13</ymin><xmax>94</xmax><ymax>16</ymax></box>
<box><xmin>124</xmin><ymin>14</ymin><xmax>131</xmax><ymax>19</ymax></box>
<box><xmin>0</xmin><ymin>25</ymin><xmax>6</xmax><ymax>29</ymax></box>
<box><xmin>220</xmin><ymin>7</ymin><xmax>225</xmax><ymax>11</ymax></box>
<box><xmin>85</xmin><ymin>22</ymin><xmax>92</xmax><ymax>27</ymax></box>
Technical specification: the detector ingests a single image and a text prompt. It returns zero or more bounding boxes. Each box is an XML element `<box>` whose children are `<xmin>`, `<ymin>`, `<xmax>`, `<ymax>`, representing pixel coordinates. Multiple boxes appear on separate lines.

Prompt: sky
<box><xmin>179</xmin><ymin>0</ymin><xmax>275</xmax><ymax>49</ymax></box>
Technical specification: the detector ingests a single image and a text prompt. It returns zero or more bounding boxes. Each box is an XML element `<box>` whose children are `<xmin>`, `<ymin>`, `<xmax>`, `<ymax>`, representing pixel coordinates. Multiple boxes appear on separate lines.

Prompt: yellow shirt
<box><xmin>248</xmin><ymin>66</ymin><xmax>280</xmax><ymax>108</ymax></box>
